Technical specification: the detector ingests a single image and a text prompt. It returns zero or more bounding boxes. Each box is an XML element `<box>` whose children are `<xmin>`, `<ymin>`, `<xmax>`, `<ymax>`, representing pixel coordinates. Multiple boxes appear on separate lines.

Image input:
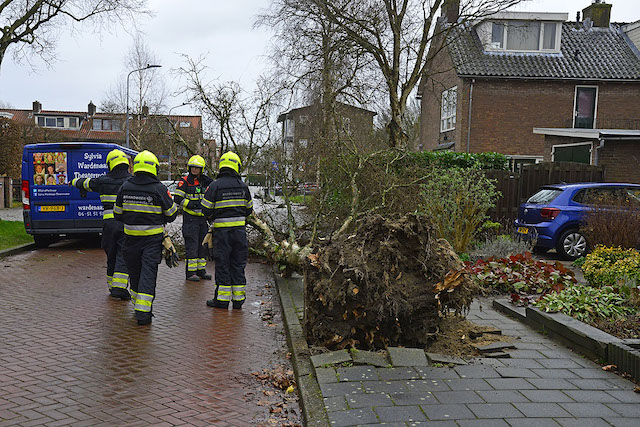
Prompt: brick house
<box><xmin>418</xmin><ymin>1</ymin><xmax>640</xmax><ymax>172</ymax></box>
<box><xmin>0</xmin><ymin>101</ymin><xmax>209</xmax><ymax>180</ymax></box>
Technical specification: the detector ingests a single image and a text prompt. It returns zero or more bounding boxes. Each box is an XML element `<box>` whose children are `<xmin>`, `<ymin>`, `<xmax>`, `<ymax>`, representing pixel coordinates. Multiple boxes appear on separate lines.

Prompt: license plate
<box><xmin>39</xmin><ymin>205</ymin><xmax>65</xmax><ymax>212</ymax></box>
<box><xmin>517</xmin><ymin>227</ymin><xmax>529</xmax><ymax>234</ymax></box>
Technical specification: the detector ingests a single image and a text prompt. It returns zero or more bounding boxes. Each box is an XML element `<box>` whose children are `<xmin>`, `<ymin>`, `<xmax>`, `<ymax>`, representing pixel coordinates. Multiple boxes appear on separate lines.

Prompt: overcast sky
<box><xmin>0</xmin><ymin>0</ymin><xmax>637</xmax><ymax>115</ymax></box>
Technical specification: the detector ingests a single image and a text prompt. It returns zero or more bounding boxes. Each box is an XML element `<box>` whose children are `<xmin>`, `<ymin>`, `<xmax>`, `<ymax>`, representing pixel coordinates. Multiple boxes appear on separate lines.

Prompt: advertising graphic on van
<box><xmin>32</xmin><ymin>151</ymin><xmax>68</xmax><ymax>187</ymax></box>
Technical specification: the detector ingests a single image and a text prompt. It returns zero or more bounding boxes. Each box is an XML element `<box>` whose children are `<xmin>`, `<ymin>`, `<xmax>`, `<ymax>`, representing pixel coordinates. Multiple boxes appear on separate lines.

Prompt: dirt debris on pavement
<box><xmin>304</xmin><ymin>214</ymin><xmax>476</xmax><ymax>350</ymax></box>
<box><xmin>251</xmin><ymin>365</ymin><xmax>301</xmax><ymax>427</ymax></box>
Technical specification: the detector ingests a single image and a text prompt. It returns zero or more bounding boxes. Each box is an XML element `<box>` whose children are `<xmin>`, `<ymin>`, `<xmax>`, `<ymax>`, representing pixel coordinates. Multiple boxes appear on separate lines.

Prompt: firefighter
<box><xmin>201</xmin><ymin>151</ymin><xmax>253</xmax><ymax>309</ymax></box>
<box><xmin>114</xmin><ymin>150</ymin><xmax>178</xmax><ymax>325</ymax></box>
<box><xmin>70</xmin><ymin>149</ymin><xmax>132</xmax><ymax>300</ymax></box>
<box><xmin>173</xmin><ymin>155</ymin><xmax>213</xmax><ymax>281</ymax></box>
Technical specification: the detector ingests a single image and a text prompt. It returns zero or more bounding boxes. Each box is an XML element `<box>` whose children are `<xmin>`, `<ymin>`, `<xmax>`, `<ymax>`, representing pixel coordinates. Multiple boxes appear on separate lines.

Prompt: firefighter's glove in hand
<box><xmin>202</xmin><ymin>230</ymin><xmax>214</xmax><ymax>261</ymax></box>
<box><xmin>162</xmin><ymin>234</ymin><xmax>179</xmax><ymax>268</ymax></box>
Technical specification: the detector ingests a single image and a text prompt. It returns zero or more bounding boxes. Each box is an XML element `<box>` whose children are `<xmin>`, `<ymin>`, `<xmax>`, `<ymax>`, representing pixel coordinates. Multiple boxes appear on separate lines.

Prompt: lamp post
<box><xmin>166</xmin><ymin>102</ymin><xmax>190</xmax><ymax>180</ymax></box>
<box><xmin>125</xmin><ymin>63</ymin><xmax>161</xmax><ymax>149</ymax></box>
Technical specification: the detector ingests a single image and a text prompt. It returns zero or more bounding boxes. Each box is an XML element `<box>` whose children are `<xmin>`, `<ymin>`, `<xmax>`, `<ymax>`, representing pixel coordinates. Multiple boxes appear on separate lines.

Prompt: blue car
<box><xmin>514</xmin><ymin>183</ymin><xmax>640</xmax><ymax>260</ymax></box>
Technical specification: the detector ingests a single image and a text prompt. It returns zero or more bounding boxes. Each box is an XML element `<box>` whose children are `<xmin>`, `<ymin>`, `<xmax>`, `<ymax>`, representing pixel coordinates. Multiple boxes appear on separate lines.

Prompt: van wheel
<box><xmin>556</xmin><ymin>230</ymin><xmax>588</xmax><ymax>260</ymax></box>
<box><xmin>34</xmin><ymin>235</ymin><xmax>52</xmax><ymax>248</ymax></box>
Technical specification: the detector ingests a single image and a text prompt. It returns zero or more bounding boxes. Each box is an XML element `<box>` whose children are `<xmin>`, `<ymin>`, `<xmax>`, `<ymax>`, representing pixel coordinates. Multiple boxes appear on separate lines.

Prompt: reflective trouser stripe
<box><xmin>134</xmin><ymin>293</ymin><xmax>153</xmax><ymax>312</ymax></box>
<box><xmin>197</xmin><ymin>258</ymin><xmax>206</xmax><ymax>269</ymax></box>
<box><xmin>124</xmin><ymin>224</ymin><xmax>164</xmax><ymax>236</ymax></box>
<box><xmin>217</xmin><ymin>285</ymin><xmax>232</xmax><ymax>301</ymax></box>
<box><xmin>103</xmin><ymin>209</ymin><xmax>114</xmax><ymax>220</ymax></box>
<box><xmin>107</xmin><ymin>275</ymin><xmax>113</xmax><ymax>289</ymax></box>
<box><xmin>213</xmin><ymin>217</ymin><xmax>246</xmax><ymax>228</ymax></box>
<box><xmin>130</xmin><ymin>290</ymin><xmax>138</xmax><ymax>305</ymax></box>
<box><xmin>232</xmin><ymin>285</ymin><xmax>246</xmax><ymax>301</ymax></box>
<box><xmin>112</xmin><ymin>272</ymin><xmax>129</xmax><ymax>290</ymax></box>
<box><xmin>187</xmin><ymin>259</ymin><xmax>198</xmax><ymax>272</ymax></box>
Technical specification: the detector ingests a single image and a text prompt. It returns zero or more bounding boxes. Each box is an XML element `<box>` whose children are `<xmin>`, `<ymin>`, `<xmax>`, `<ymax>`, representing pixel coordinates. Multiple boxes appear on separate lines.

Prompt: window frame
<box><xmin>488</xmin><ymin>20</ymin><xmax>561</xmax><ymax>53</ymax></box>
<box><xmin>440</xmin><ymin>86</ymin><xmax>457</xmax><ymax>133</ymax></box>
<box><xmin>573</xmin><ymin>85</ymin><xmax>599</xmax><ymax>130</ymax></box>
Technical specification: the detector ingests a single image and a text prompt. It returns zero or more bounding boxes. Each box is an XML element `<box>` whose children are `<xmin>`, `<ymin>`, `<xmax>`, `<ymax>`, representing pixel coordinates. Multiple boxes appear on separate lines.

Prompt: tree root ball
<box><xmin>304</xmin><ymin>214</ymin><xmax>475</xmax><ymax>350</ymax></box>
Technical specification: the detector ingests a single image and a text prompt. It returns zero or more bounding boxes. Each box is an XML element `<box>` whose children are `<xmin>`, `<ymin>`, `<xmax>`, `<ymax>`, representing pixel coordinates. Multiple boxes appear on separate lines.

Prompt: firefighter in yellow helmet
<box><xmin>114</xmin><ymin>150</ymin><xmax>178</xmax><ymax>325</ymax></box>
<box><xmin>173</xmin><ymin>154</ymin><xmax>213</xmax><ymax>281</ymax></box>
<box><xmin>70</xmin><ymin>148</ymin><xmax>132</xmax><ymax>300</ymax></box>
<box><xmin>201</xmin><ymin>152</ymin><xmax>253</xmax><ymax>309</ymax></box>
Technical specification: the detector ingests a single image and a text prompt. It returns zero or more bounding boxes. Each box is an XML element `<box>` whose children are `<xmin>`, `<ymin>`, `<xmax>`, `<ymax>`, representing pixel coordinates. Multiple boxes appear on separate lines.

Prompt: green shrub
<box><xmin>581</xmin><ymin>246</ymin><xmax>640</xmax><ymax>288</ymax></box>
<box><xmin>535</xmin><ymin>285</ymin><xmax>635</xmax><ymax>322</ymax></box>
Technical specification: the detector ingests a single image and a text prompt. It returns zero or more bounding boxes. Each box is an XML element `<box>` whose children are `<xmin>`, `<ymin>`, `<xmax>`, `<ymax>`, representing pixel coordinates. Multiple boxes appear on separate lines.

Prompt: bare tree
<box><xmin>0</xmin><ymin>0</ymin><xmax>149</xmax><ymax>71</ymax></box>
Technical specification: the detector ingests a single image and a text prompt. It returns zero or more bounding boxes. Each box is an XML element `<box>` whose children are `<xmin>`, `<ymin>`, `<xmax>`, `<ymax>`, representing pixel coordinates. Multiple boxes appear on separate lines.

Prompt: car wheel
<box><xmin>556</xmin><ymin>230</ymin><xmax>588</xmax><ymax>260</ymax></box>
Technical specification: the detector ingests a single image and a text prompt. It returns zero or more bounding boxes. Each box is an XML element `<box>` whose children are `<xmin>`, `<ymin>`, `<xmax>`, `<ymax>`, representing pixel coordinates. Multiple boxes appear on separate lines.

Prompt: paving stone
<box><xmin>537</xmin><ymin>350</ymin><xmax>573</xmax><ymax>358</ymax></box>
<box><xmin>454</xmin><ymin>365</ymin><xmax>500</xmax><ymax>379</ymax></box>
<box><xmin>405</xmin><ymin>420</ymin><xmax>458</xmax><ymax>426</ymax></box>
<box><xmin>605</xmin><ymin>390</ymin><xmax>640</xmax><ymax>403</ymax></box>
<box><xmin>319</xmin><ymin>382</ymin><xmax>364</xmax><ymax>397</ymax></box>
<box><xmin>389</xmin><ymin>392</ymin><xmax>437</xmax><ymax>405</ymax></box>
<box><xmin>476</xmin><ymin>390</ymin><xmax>530</xmax><ymax>403</ymax></box>
<box><xmin>554</xmin><ymin>418</ymin><xmax>610</xmax><ymax>427</ymax></box>
<box><xmin>501</xmin><ymin>359</ymin><xmax>545</xmax><ymax>369</ymax></box>
<box><xmin>404</xmin><ymin>379</ymin><xmax>451</xmax><ymax>393</ymax></box>
<box><xmin>563</xmin><ymin>390</ymin><xmax>621</xmax><ymax>403</ymax></box>
<box><xmin>416</xmin><ymin>367</ymin><xmax>461</xmax><ymax>380</ymax></box>
<box><xmin>605</xmin><ymin>418</ymin><xmax>640</xmax><ymax>427</ymax></box>
<box><xmin>558</xmin><ymin>403</ymin><xmax>620</xmax><ymax>418</ymax></box>
<box><xmin>358</xmin><ymin>423</ymin><xmax>406</xmax><ymax>427</ymax></box>
<box><xmin>420</xmin><ymin>403</ymin><xmax>476</xmax><ymax>421</ymax></box>
<box><xmin>377</xmin><ymin>367</ymin><xmax>421</xmax><ymax>381</ymax></box>
<box><xmin>345</xmin><ymin>392</ymin><xmax>392</xmax><ymax>408</ymax></box>
<box><xmin>432</xmin><ymin>391</ymin><xmax>484</xmax><ymax>404</ymax></box>
<box><xmin>337</xmin><ymin>366</ymin><xmax>380</xmax><ymax>382</ymax></box>
<box><xmin>361</xmin><ymin>380</ymin><xmax>408</xmax><ymax>394</ymax></box>
<box><xmin>475</xmin><ymin>342</ymin><xmax>517</xmax><ymax>353</ymax></box>
<box><xmin>511</xmin><ymin>402</ymin><xmax>571</xmax><ymax>418</ymax></box>
<box><xmin>443</xmin><ymin>378</ymin><xmax>493</xmax><ymax>391</ymax></box>
<box><xmin>508</xmin><ymin>350</ymin><xmax>547</xmax><ymax>359</ymax></box>
<box><xmin>537</xmin><ymin>359</ymin><xmax>583</xmax><ymax>369</ymax></box>
<box><xmin>484</xmin><ymin>352</ymin><xmax>512</xmax><ymax>359</ymax></box>
<box><xmin>471</xmin><ymin>358</ymin><xmax>506</xmax><ymax>367</ymax></box>
<box><xmin>529</xmin><ymin>368</ymin><xmax>579</xmax><ymax>379</ymax></box>
<box><xmin>311</xmin><ymin>349</ymin><xmax>352</xmax><ymax>368</ymax></box>
<box><xmin>527</xmin><ymin>378</ymin><xmax>577</xmax><ymax>390</ymax></box>
<box><xmin>568</xmin><ymin>368</ymin><xmax>619</xmax><ymax>379</ymax></box>
<box><xmin>496</xmin><ymin>367</ymin><xmax>539</xmax><ymax>378</ymax></box>
<box><xmin>486</xmin><ymin>378</ymin><xmax>535</xmax><ymax>390</ymax></box>
<box><xmin>324</xmin><ymin>396</ymin><xmax>348</xmax><ymax>412</ymax></box>
<box><xmin>520</xmin><ymin>390</ymin><xmax>572</xmax><ymax>403</ymax></box>
<box><xmin>457</xmin><ymin>420</ymin><xmax>510</xmax><ymax>427</ymax></box>
<box><xmin>388</xmin><ymin>348</ymin><xmax>429</xmax><ymax>367</ymax></box>
<box><xmin>607</xmin><ymin>403</ymin><xmax>640</xmax><ymax>417</ymax></box>
<box><xmin>350</xmin><ymin>349</ymin><xmax>390</xmax><ymax>367</ymax></box>
<box><xmin>467</xmin><ymin>403</ymin><xmax>524</xmax><ymax>419</ymax></box>
<box><xmin>505</xmin><ymin>418</ymin><xmax>560</xmax><ymax>427</ymax></box>
<box><xmin>567</xmin><ymin>379</ymin><xmax>620</xmax><ymax>390</ymax></box>
<box><xmin>469</xmin><ymin>327</ymin><xmax>502</xmax><ymax>339</ymax></box>
<box><xmin>425</xmin><ymin>353</ymin><xmax>467</xmax><ymax>366</ymax></box>
<box><xmin>513</xmin><ymin>342</ymin><xmax>551</xmax><ymax>351</ymax></box>
<box><xmin>375</xmin><ymin>405</ymin><xmax>427</xmax><ymax>423</ymax></box>
<box><xmin>316</xmin><ymin>367</ymin><xmax>339</xmax><ymax>384</ymax></box>
<box><xmin>327</xmin><ymin>407</ymin><xmax>378</xmax><ymax>427</ymax></box>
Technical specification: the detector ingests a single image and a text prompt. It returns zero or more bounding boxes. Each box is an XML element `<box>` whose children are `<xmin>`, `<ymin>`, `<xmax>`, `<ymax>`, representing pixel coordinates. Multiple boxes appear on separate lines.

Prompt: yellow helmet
<box><xmin>187</xmin><ymin>155</ymin><xmax>206</xmax><ymax>169</ymax></box>
<box><xmin>219</xmin><ymin>151</ymin><xmax>241</xmax><ymax>173</ymax></box>
<box><xmin>106</xmin><ymin>149</ymin><xmax>129</xmax><ymax>170</ymax></box>
<box><xmin>133</xmin><ymin>150</ymin><xmax>159</xmax><ymax>176</ymax></box>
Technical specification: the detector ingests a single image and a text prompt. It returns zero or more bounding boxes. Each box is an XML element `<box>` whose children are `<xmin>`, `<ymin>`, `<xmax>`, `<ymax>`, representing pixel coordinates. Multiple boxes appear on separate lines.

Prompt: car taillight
<box><xmin>22</xmin><ymin>180</ymin><xmax>30</xmax><ymax>210</ymax></box>
<box><xmin>540</xmin><ymin>207</ymin><xmax>560</xmax><ymax>220</ymax></box>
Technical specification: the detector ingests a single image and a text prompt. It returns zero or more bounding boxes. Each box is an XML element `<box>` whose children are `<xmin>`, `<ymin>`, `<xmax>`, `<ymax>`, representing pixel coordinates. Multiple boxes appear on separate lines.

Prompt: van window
<box><xmin>527</xmin><ymin>188</ymin><xmax>562</xmax><ymax>204</ymax></box>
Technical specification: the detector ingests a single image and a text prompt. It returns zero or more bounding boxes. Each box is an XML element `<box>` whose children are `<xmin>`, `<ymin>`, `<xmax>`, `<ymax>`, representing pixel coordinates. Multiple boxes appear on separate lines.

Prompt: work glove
<box><xmin>162</xmin><ymin>233</ymin><xmax>180</xmax><ymax>268</ymax></box>
<box><xmin>202</xmin><ymin>228</ymin><xmax>215</xmax><ymax>261</ymax></box>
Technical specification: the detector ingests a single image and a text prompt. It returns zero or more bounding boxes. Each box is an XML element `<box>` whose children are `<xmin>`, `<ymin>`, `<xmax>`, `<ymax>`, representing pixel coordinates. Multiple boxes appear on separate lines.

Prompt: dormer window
<box><xmin>489</xmin><ymin>21</ymin><xmax>560</xmax><ymax>52</ymax></box>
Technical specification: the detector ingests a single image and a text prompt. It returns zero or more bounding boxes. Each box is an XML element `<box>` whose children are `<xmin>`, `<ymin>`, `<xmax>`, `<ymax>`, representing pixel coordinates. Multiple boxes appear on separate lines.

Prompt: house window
<box><xmin>93</xmin><ymin>118</ymin><xmax>121</xmax><ymax>131</ymax></box>
<box><xmin>285</xmin><ymin>118</ymin><xmax>295</xmax><ymax>138</ymax></box>
<box><xmin>92</xmin><ymin>119</ymin><xmax>102</xmax><ymax>130</ymax></box>
<box><xmin>342</xmin><ymin>117</ymin><xmax>351</xmax><ymax>135</ymax></box>
<box><xmin>506</xmin><ymin>21</ymin><xmax>540</xmax><ymax>51</ymax></box>
<box><xmin>543</xmin><ymin>23</ymin><xmax>557</xmax><ymax>50</ymax></box>
<box><xmin>179</xmin><ymin>121</ymin><xmax>191</xmax><ymax>128</ymax></box>
<box><xmin>491</xmin><ymin>22</ymin><xmax>505</xmax><ymax>48</ymax></box>
<box><xmin>45</xmin><ymin>117</ymin><xmax>56</xmax><ymax>127</ymax></box>
<box><xmin>440</xmin><ymin>86</ymin><xmax>457</xmax><ymax>133</ymax></box>
<box><xmin>574</xmin><ymin>86</ymin><xmax>598</xmax><ymax>129</ymax></box>
<box><xmin>488</xmin><ymin>21</ymin><xmax>560</xmax><ymax>52</ymax></box>
<box><xmin>68</xmin><ymin>117</ymin><xmax>78</xmax><ymax>128</ymax></box>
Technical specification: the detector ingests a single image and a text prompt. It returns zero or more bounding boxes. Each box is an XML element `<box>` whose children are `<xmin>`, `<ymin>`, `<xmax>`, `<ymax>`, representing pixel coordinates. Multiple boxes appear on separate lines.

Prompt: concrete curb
<box><xmin>272</xmin><ymin>268</ymin><xmax>329</xmax><ymax>427</ymax></box>
<box><xmin>0</xmin><ymin>242</ymin><xmax>36</xmax><ymax>259</ymax></box>
<box><xmin>493</xmin><ymin>298</ymin><xmax>640</xmax><ymax>382</ymax></box>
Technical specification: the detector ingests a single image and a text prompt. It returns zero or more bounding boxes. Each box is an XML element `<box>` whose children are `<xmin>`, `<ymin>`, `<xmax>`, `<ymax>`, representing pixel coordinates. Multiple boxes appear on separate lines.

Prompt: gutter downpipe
<box><xmin>467</xmin><ymin>79</ymin><xmax>475</xmax><ymax>153</ymax></box>
<box><xmin>594</xmin><ymin>138</ymin><xmax>605</xmax><ymax>166</ymax></box>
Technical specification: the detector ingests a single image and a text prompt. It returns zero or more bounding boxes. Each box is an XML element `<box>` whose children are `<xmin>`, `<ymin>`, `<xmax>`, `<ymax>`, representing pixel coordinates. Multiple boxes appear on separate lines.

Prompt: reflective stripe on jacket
<box><xmin>173</xmin><ymin>174</ymin><xmax>212</xmax><ymax>217</ymax></box>
<box><xmin>202</xmin><ymin>169</ymin><xmax>252</xmax><ymax>228</ymax></box>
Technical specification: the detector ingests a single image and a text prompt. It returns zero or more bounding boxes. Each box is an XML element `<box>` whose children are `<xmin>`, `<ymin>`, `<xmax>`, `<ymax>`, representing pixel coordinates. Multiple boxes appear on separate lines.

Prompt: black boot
<box><xmin>110</xmin><ymin>288</ymin><xmax>131</xmax><ymax>301</ymax></box>
<box><xmin>206</xmin><ymin>299</ymin><xmax>229</xmax><ymax>309</ymax></box>
<box><xmin>186</xmin><ymin>273</ymin><xmax>200</xmax><ymax>282</ymax></box>
<box><xmin>135</xmin><ymin>312</ymin><xmax>153</xmax><ymax>326</ymax></box>
<box><xmin>232</xmin><ymin>300</ymin><xmax>244</xmax><ymax>310</ymax></box>
<box><xmin>197</xmin><ymin>269</ymin><xmax>212</xmax><ymax>280</ymax></box>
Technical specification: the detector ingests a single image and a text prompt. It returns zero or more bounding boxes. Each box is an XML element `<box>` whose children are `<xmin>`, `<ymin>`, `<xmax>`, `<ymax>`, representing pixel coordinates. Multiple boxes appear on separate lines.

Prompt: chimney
<box><xmin>582</xmin><ymin>1</ymin><xmax>612</xmax><ymax>28</ymax></box>
<box><xmin>88</xmin><ymin>101</ymin><xmax>96</xmax><ymax>116</ymax></box>
<box><xmin>32</xmin><ymin>101</ymin><xmax>42</xmax><ymax>113</ymax></box>
<box><xmin>442</xmin><ymin>0</ymin><xmax>460</xmax><ymax>23</ymax></box>
<box><xmin>142</xmin><ymin>103</ymin><xmax>149</xmax><ymax>117</ymax></box>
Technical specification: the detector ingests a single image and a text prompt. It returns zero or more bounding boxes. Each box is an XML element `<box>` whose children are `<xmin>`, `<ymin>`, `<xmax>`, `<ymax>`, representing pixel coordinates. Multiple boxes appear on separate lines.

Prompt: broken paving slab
<box><xmin>388</xmin><ymin>347</ymin><xmax>429</xmax><ymax>367</ymax></box>
<box><xmin>350</xmin><ymin>349</ymin><xmax>390</xmax><ymax>367</ymax></box>
<box><xmin>426</xmin><ymin>352</ymin><xmax>468</xmax><ymax>366</ymax></box>
<box><xmin>310</xmin><ymin>349</ymin><xmax>352</xmax><ymax>368</ymax></box>
<box><xmin>484</xmin><ymin>351</ymin><xmax>512</xmax><ymax>359</ymax></box>
<box><xmin>469</xmin><ymin>327</ymin><xmax>502</xmax><ymax>339</ymax></box>
<box><xmin>475</xmin><ymin>342</ymin><xmax>517</xmax><ymax>354</ymax></box>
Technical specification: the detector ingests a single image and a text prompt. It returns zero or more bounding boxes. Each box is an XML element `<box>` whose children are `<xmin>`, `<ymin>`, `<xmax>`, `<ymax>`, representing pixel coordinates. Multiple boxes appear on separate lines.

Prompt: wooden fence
<box><xmin>487</xmin><ymin>162</ymin><xmax>605</xmax><ymax>224</ymax></box>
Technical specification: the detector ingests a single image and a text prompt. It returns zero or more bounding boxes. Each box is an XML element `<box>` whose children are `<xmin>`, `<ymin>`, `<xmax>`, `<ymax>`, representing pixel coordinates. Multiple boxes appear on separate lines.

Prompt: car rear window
<box><xmin>527</xmin><ymin>188</ymin><xmax>563</xmax><ymax>204</ymax></box>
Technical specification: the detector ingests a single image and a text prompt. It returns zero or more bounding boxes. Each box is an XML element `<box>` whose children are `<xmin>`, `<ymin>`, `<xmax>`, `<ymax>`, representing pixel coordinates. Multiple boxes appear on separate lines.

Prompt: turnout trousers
<box><xmin>182</xmin><ymin>214</ymin><xmax>209</xmax><ymax>277</ymax></box>
<box><xmin>213</xmin><ymin>227</ymin><xmax>248</xmax><ymax>307</ymax></box>
<box><xmin>123</xmin><ymin>234</ymin><xmax>163</xmax><ymax>321</ymax></box>
<box><xmin>102</xmin><ymin>219</ymin><xmax>129</xmax><ymax>298</ymax></box>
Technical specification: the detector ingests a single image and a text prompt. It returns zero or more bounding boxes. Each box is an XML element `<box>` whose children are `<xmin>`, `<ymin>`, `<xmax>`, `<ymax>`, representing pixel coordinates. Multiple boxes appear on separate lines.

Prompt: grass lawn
<box><xmin>0</xmin><ymin>220</ymin><xmax>33</xmax><ymax>251</ymax></box>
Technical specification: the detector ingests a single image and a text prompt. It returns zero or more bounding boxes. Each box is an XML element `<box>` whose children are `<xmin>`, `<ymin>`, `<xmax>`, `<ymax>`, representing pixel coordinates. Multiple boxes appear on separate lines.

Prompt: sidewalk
<box><xmin>275</xmin><ymin>274</ymin><xmax>640</xmax><ymax>426</ymax></box>
<box><xmin>0</xmin><ymin>207</ymin><xmax>22</xmax><ymax>222</ymax></box>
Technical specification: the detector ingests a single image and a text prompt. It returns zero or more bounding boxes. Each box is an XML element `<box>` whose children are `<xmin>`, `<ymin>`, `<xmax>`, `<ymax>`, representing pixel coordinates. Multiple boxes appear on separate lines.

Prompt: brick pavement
<box><xmin>0</xmin><ymin>241</ymin><xmax>296</xmax><ymax>426</ymax></box>
<box><xmin>312</xmin><ymin>298</ymin><xmax>640</xmax><ymax>426</ymax></box>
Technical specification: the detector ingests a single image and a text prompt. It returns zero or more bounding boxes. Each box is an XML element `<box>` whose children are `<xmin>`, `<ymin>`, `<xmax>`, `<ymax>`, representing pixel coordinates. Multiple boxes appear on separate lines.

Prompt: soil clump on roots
<box><xmin>304</xmin><ymin>214</ymin><xmax>475</xmax><ymax>350</ymax></box>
